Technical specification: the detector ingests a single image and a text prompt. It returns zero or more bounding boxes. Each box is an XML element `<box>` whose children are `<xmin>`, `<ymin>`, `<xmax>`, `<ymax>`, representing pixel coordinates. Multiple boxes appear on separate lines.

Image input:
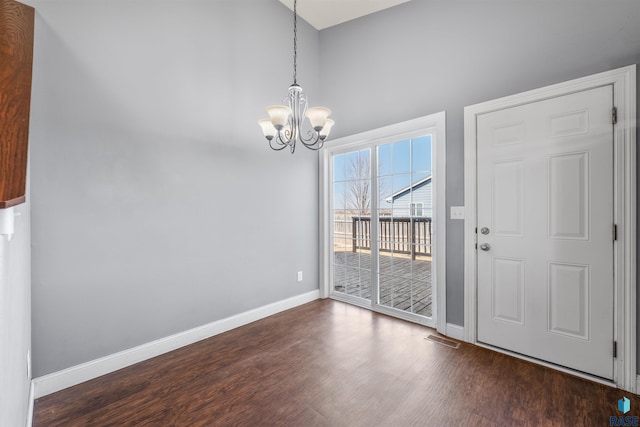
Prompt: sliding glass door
<box><xmin>376</xmin><ymin>136</ymin><xmax>433</xmax><ymax>318</ymax></box>
<box><xmin>327</xmin><ymin>115</ymin><xmax>443</xmax><ymax>328</ymax></box>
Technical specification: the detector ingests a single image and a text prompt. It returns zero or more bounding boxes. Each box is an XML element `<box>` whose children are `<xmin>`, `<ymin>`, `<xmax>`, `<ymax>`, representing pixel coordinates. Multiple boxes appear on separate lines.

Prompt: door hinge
<box><xmin>613</xmin><ymin>341</ymin><xmax>618</xmax><ymax>358</ymax></box>
<box><xmin>613</xmin><ymin>224</ymin><xmax>618</xmax><ymax>241</ymax></box>
<box><xmin>612</xmin><ymin>107</ymin><xmax>618</xmax><ymax>125</ymax></box>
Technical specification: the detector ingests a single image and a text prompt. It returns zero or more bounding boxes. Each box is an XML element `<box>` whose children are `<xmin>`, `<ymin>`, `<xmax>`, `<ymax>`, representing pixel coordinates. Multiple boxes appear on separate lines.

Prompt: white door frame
<box><xmin>463</xmin><ymin>65</ymin><xmax>636</xmax><ymax>392</ymax></box>
<box><xmin>319</xmin><ymin>112</ymin><xmax>448</xmax><ymax>334</ymax></box>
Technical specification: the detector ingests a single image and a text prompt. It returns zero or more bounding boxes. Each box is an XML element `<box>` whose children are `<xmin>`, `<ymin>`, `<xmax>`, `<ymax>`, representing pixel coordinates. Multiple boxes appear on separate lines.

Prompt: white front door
<box><xmin>476</xmin><ymin>85</ymin><xmax>614</xmax><ymax>379</ymax></box>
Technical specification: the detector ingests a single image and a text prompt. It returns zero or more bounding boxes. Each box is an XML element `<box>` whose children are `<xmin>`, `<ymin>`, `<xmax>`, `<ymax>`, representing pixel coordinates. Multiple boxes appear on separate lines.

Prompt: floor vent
<box><xmin>425</xmin><ymin>335</ymin><xmax>460</xmax><ymax>349</ymax></box>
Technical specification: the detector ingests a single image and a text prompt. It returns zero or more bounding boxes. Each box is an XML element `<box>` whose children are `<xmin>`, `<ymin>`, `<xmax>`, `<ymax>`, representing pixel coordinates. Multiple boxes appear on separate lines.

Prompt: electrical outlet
<box><xmin>297</xmin><ymin>271</ymin><xmax>303</xmax><ymax>282</ymax></box>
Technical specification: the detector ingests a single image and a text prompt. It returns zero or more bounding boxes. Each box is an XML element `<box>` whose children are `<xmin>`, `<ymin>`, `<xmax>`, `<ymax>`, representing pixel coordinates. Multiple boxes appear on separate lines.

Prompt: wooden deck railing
<box><xmin>350</xmin><ymin>216</ymin><xmax>432</xmax><ymax>259</ymax></box>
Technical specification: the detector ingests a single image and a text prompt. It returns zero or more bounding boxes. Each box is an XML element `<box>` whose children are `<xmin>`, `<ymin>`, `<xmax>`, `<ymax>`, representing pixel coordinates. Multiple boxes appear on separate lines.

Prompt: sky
<box><xmin>332</xmin><ymin>135</ymin><xmax>432</xmax><ymax>211</ymax></box>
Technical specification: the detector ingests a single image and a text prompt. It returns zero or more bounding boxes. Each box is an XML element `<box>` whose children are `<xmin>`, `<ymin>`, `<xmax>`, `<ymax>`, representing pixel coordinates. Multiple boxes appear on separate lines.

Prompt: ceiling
<box><xmin>278</xmin><ymin>0</ymin><xmax>411</xmax><ymax>30</ymax></box>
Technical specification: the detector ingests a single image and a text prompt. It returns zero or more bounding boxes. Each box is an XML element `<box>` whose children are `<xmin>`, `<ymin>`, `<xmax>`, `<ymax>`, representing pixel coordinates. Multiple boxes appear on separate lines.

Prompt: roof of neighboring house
<box><xmin>385</xmin><ymin>175</ymin><xmax>432</xmax><ymax>203</ymax></box>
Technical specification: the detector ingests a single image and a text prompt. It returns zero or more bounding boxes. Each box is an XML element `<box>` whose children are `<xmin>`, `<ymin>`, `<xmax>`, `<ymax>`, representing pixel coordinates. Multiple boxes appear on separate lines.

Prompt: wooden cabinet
<box><xmin>0</xmin><ymin>0</ymin><xmax>34</xmax><ymax>208</ymax></box>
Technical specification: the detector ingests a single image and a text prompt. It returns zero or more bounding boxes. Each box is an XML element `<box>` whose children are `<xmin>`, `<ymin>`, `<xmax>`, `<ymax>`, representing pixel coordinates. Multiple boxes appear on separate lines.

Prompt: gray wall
<box><xmin>27</xmin><ymin>0</ymin><xmax>320</xmax><ymax>377</ymax></box>
<box><xmin>319</xmin><ymin>0</ymin><xmax>640</xmax><ymax>326</ymax></box>
<box><xmin>0</xmin><ymin>202</ymin><xmax>31</xmax><ymax>427</ymax></box>
<box><xmin>23</xmin><ymin>0</ymin><xmax>640</xmax><ymax>381</ymax></box>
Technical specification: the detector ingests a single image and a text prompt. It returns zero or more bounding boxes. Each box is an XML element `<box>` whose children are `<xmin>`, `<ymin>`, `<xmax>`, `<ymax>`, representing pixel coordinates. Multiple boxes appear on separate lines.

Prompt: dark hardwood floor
<box><xmin>34</xmin><ymin>300</ymin><xmax>638</xmax><ymax>426</ymax></box>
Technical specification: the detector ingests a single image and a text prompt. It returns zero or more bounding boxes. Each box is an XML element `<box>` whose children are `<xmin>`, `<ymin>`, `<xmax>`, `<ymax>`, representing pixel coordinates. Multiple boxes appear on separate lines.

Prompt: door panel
<box><xmin>548</xmin><ymin>152</ymin><xmax>590</xmax><ymax>239</ymax></box>
<box><xmin>375</xmin><ymin>137</ymin><xmax>433</xmax><ymax>319</ymax></box>
<box><xmin>332</xmin><ymin>149</ymin><xmax>373</xmax><ymax>300</ymax></box>
<box><xmin>493</xmin><ymin>160</ymin><xmax>524</xmax><ymax>237</ymax></box>
<box><xmin>477</xmin><ymin>85</ymin><xmax>614</xmax><ymax>379</ymax></box>
<box><xmin>548</xmin><ymin>262</ymin><xmax>589</xmax><ymax>340</ymax></box>
<box><xmin>492</xmin><ymin>257</ymin><xmax>525</xmax><ymax>325</ymax></box>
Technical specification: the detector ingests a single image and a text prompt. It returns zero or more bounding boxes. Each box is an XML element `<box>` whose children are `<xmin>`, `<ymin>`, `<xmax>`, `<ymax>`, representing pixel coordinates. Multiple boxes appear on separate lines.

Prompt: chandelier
<box><xmin>258</xmin><ymin>0</ymin><xmax>334</xmax><ymax>153</ymax></box>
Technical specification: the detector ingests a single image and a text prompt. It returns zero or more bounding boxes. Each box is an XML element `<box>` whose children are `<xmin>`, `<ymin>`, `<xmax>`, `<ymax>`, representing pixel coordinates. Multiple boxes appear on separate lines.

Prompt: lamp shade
<box><xmin>305</xmin><ymin>107</ymin><xmax>331</xmax><ymax>131</ymax></box>
<box><xmin>258</xmin><ymin>119</ymin><xmax>277</xmax><ymax>139</ymax></box>
<box><xmin>319</xmin><ymin>119</ymin><xmax>335</xmax><ymax>139</ymax></box>
<box><xmin>266</xmin><ymin>105</ymin><xmax>292</xmax><ymax>129</ymax></box>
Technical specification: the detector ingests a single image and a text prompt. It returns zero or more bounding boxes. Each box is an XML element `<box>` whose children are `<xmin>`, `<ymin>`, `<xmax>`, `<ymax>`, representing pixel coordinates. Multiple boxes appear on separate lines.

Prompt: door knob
<box><xmin>480</xmin><ymin>227</ymin><xmax>490</xmax><ymax>235</ymax></box>
<box><xmin>479</xmin><ymin>243</ymin><xmax>491</xmax><ymax>251</ymax></box>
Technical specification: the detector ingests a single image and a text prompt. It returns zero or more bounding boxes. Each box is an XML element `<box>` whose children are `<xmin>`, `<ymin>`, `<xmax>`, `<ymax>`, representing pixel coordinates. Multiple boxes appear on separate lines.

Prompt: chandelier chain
<box><xmin>293</xmin><ymin>0</ymin><xmax>297</xmax><ymax>85</ymax></box>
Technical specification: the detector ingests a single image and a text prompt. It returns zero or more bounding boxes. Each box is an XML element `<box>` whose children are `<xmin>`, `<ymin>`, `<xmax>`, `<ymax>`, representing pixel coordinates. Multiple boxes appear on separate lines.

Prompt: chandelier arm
<box><xmin>268</xmin><ymin>136</ymin><xmax>290</xmax><ymax>151</ymax></box>
<box><xmin>298</xmin><ymin>128</ymin><xmax>321</xmax><ymax>144</ymax></box>
<box><xmin>300</xmin><ymin>143</ymin><xmax>324</xmax><ymax>151</ymax></box>
<box><xmin>299</xmin><ymin>135</ymin><xmax>324</xmax><ymax>150</ymax></box>
<box><xmin>276</xmin><ymin>123</ymin><xmax>299</xmax><ymax>146</ymax></box>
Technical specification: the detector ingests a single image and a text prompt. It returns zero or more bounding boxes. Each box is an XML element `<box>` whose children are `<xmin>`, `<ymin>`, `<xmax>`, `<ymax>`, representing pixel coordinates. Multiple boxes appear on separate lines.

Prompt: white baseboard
<box><xmin>444</xmin><ymin>323</ymin><xmax>464</xmax><ymax>341</ymax></box>
<box><xmin>26</xmin><ymin>379</ymin><xmax>34</xmax><ymax>427</ymax></box>
<box><xmin>33</xmin><ymin>290</ymin><xmax>319</xmax><ymax>399</ymax></box>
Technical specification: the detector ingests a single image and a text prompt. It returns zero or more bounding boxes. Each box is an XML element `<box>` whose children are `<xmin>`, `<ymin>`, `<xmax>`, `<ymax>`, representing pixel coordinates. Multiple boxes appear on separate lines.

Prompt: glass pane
<box><xmin>343</xmin><ymin>151</ymin><xmax>359</xmax><ymax>176</ymax></box>
<box><xmin>378</xmin><ymin>176</ymin><xmax>393</xmax><ymax>210</ymax></box>
<box><xmin>345</xmin><ymin>240</ymin><xmax>360</xmax><ymax>268</ymax></box>
<box><xmin>379</xmin><ymin>250</ymin><xmax>393</xmax><ymax>277</ymax></box>
<box><xmin>333</xmin><ymin>210</ymin><xmax>348</xmax><ymax>264</ymax></box>
<box><xmin>410</xmin><ymin>173</ymin><xmax>431</xmax><ymax>218</ymax></box>
<box><xmin>377</xmin><ymin>219</ymin><xmax>392</xmax><ymax>255</ymax></box>
<box><xmin>389</xmin><ymin>174</ymin><xmax>411</xmax><ymax>217</ymax></box>
<box><xmin>333</xmin><ymin>182</ymin><xmax>346</xmax><ymax>210</ymax></box>
<box><xmin>358</xmin><ymin>148</ymin><xmax>371</xmax><ymax>179</ymax></box>
<box><xmin>413</xmin><ymin>220</ymin><xmax>432</xmax><ymax>258</ymax></box>
<box><xmin>344</xmin><ymin>267</ymin><xmax>360</xmax><ymax>295</ymax></box>
<box><xmin>333</xmin><ymin>153</ymin><xmax>346</xmax><ymax>182</ymax></box>
<box><xmin>378</xmin><ymin>274</ymin><xmax>394</xmax><ymax>307</ymax></box>
<box><xmin>345</xmin><ymin>179</ymin><xmax>371</xmax><ymax>215</ymax></box>
<box><xmin>344</xmin><ymin>150</ymin><xmax>369</xmax><ymax>180</ymax></box>
<box><xmin>390</xmin><ymin>253</ymin><xmax>412</xmax><ymax>278</ymax></box>
<box><xmin>378</xmin><ymin>143</ymin><xmax>392</xmax><ymax>177</ymax></box>
<box><xmin>392</xmin><ymin>277</ymin><xmax>412</xmax><ymax>311</ymax></box>
<box><xmin>360</xmin><ymin>269</ymin><xmax>372</xmax><ymax>299</ymax></box>
<box><xmin>392</xmin><ymin>140</ymin><xmax>411</xmax><ymax>174</ymax></box>
<box><xmin>411</xmin><ymin>172</ymin><xmax>430</xmax><ymax>184</ymax></box>
<box><xmin>333</xmin><ymin>266</ymin><xmax>346</xmax><ymax>293</ymax></box>
<box><xmin>412</xmin><ymin>135</ymin><xmax>432</xmax><ymax>173</ymax></box>
<box><xmin>413</xmin><ymin>249</ymin><xmax>432</xmax><ymax>280</ymax></box>
<box><xmin>391</xmin><ymin>174</ymin><xmax>411</xmax><ymax>194</ymax></box>
<box><xmin>411</xmin><ymin>280</ymin><xmax>432</xmax><ymax>317</ymax></box>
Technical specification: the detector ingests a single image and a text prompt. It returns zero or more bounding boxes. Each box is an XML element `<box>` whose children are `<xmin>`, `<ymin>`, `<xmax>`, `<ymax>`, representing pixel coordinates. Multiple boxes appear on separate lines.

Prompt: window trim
<box><xmin>410</xmin><ymin>202</ymin><xmax>424</xmax><ymax>217</ymax></box>
<box><xmin>319</xmin><ymin>112</ymin><xmax>447</xmax><ymax>334</ymax></box>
